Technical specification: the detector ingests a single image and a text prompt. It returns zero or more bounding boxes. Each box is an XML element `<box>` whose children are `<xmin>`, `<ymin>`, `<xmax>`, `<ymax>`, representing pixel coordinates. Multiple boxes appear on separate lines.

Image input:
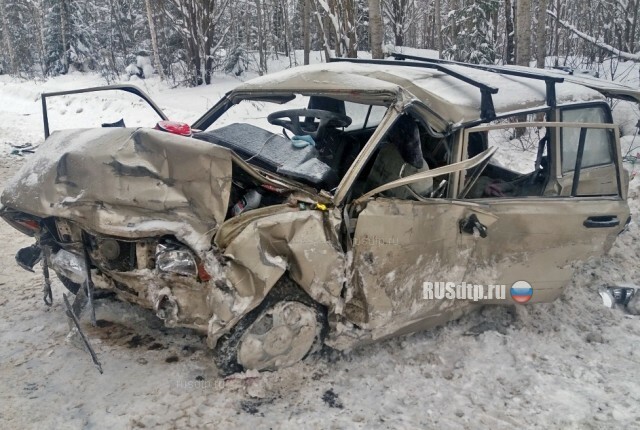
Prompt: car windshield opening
<box><xmin>193</xmin><ymin>94</ymin><xmax>389</xmax><ymax>191</ymax></box>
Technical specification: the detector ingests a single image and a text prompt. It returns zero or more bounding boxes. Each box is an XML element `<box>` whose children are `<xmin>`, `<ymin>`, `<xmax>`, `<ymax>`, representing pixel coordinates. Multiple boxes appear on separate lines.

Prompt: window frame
<box><xmin>456</xmin><ymin>120</ymin><xmax>623</xmax><ymax>199</ymax></box>
<box><xmin>559</xmin><ymin>102</ymin><xmax>616</xmax><ymax>174</ymax></box>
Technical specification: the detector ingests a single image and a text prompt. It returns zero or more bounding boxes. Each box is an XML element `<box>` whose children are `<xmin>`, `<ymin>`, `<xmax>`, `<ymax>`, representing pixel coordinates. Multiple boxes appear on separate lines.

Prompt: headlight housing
<box><xmin>155</xmin><ymin>242</ymin><xmax>197</xmax><ymax>277</ymax></box>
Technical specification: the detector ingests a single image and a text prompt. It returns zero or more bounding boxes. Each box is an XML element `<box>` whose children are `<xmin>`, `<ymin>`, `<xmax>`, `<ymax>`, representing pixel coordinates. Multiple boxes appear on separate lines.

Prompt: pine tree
<box><xmin>444</xmin><ymin>0</ymin><xmax>499</xmax><ymax>64</ymax></box>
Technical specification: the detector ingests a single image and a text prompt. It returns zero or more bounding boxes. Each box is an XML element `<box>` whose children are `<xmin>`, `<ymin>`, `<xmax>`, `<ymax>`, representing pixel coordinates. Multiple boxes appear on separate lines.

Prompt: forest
<box><xmin>0</xmin><ymin>0</ymin><xmax>638</xmax><ymax>86</ymax></box>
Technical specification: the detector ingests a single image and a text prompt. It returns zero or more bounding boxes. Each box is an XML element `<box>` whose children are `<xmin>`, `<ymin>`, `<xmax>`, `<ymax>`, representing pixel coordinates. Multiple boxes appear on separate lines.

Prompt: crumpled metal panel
<box><xmin>1</xmin><ymin>128</ymin><xmax>233</xmax><ymax>252</ymax></box>
<box><xmin>348</xmin><ymin>200</ymin><xmax>481</xmax><ymax>334</ymax></box>
<box><xmin>205</xmin><ymin>207</ymin><xmax>347</xmax><ymax>346</ymax></box>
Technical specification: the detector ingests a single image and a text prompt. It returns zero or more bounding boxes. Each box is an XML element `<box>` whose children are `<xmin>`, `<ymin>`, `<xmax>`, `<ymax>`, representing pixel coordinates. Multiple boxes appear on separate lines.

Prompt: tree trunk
<box><xmin>515</xmin><ymin>0</ymin><xmax>532</xmax><ymax>67</ymax></box>
<box><xmin>303</xmin><ymin>0</ymin><xmax>311</xmax><ymax>64</ymax></box>
<box><xmin>505</xmin><ymin>0</ymin><xmax>515</xmax><ymax>64</ymax></box>
<box><xmin>552</xmin><ymin>0</ymin><xmax>560</xmax><ymax>66</ymax></box>
<box><xmin>536</xmin><ymin>0</ymin><xmax>548</xmax><ymax>68</ymax></box>
<box><xmin>312</xmin><ymin>0</ymin><xmax>332</xmax><ymax>60</ymax></box>
<box><xmin>0</xmin><ymin>0</ymin><xmax>17</xmax><ymax>74</ymax></box>
<box><xmin>60</xmin><ymin>0</ymin><xmax>69</xmax><ymax>73</ymax></box>
<box><xmin>392</xmin><ymin>0</ymin><xmax>405</xmax><ymax>46</ymax></box>
<box><xmin>344</xmin><ymin>0</ymin><xmax>357</xmax><ymax>57</ymax></box>
<box><xmin>368</xmin><ymin>0</ymin><xmax>383</xmax><ymax>58</ymax></box>
<box><xmin>145</xmin><ymin>0</ymin><xmax>166</xmax><ymax>80</ymax></box>
<box><xmin>630</xmin><ymin>0</ymin><xmax>639</xmax><ymax>53</ymax></box>
<box><xmin>435</xmin><ymin>0</ymin><xmax>442</xmax><ymax>56</ymax></box>
<box><xmin>254</xmin><ymin>0</ymin><xmax>266</xmax><ymax>74</ymax></box>
<box><xmin>282</xmin><ymin>0</ymin><xmax>295</xmax><ymax>66</ymax></box>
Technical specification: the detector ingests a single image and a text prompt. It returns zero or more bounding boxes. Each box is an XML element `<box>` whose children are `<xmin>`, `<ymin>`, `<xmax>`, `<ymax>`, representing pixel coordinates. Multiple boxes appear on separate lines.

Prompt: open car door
<box><xmin>344</xmin><ymin>148</ymin><xmax>500</xmax><ymax>339</ymax></box>
<box><xmin>452</xmin><ymin>118</ymin><xmax>629</xmax><ymax>307</ymax></box>
<box><xmin>345</xmin><ymin>118</ymin><xmax>629</xmax><ymax>340</ymax></box>
<box><xmin>41</xmin><ymin>85</ymin><xmax>168</xmax><ymax>138</ymax></box>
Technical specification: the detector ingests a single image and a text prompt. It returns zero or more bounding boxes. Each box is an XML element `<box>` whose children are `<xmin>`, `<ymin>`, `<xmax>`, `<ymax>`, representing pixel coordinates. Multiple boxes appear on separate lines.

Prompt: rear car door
<box><xmin>456</xmin><ymin>110</ymin><xmax>629</xmax><ymax>304</ymax></box>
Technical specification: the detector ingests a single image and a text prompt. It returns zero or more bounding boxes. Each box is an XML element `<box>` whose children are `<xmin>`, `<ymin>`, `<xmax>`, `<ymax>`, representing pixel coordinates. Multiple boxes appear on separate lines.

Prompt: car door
<box><xmin>348</xmin><ymin>196</ymin><xmax>498</xmax><ymax>337</ymax></box>
<box><xmin>338</xmin><ymin>109</ymin><xmax>501</xmax><ymax>337</ymax></box>
<box><xmin>342</xmin><ymin>111</ymin><xmax>629</xmax><ymax>339</ymax></box>
<box><xmin>455</xmin><ymin>113</ymin><xmax>629</xmax><ymax>305</ymax></box>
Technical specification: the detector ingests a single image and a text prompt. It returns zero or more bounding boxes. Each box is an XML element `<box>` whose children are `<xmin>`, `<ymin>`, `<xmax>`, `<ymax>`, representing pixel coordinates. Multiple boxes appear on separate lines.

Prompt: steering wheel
<box><xmin>267</xmin><ymin>109</ymin><xmax>352</xmax><ymax>141</ymax></box>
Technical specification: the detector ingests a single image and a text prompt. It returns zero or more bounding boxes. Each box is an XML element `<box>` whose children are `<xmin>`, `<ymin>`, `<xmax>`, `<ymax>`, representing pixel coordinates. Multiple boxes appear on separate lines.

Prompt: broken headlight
<box><xmin>155</xmin><ymin>242</ymin><xmax>197</xmax><ymax>277</ymax></box>
<box><xmin>50</xmin><ymin>249</ymin><xmax>87</xmax><ymax>284</ymax></box>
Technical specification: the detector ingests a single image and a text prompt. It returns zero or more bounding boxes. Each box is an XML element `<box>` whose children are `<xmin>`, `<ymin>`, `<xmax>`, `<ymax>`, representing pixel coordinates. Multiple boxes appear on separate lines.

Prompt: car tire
<box><xmin>214</xmin><ymin>276</ymin><xmax>328</xmax><ymax>376</ymax></box>
<box><xmin>627</xmin><ymin>291</ymin><xmax>640</xmax><ymax>315</ymax></box>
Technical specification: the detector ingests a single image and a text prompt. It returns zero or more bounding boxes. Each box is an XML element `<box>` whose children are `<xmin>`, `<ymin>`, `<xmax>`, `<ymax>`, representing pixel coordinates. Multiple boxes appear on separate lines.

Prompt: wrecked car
<box><xmin>2</xmin><ymin>54</ymin><xmax>638</xmax><ymax>374</ymax></box>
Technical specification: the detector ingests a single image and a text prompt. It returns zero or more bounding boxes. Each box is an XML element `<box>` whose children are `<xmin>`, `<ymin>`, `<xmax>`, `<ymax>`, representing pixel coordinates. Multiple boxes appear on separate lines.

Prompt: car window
<box><xmin>459</xmin><ymin>110</ymin><xmax>621</xmax><ymax>199</ymax></box>
<box><xmin>209</xmin><ymin>95</ymin><xmax>310</xmax><ymax>133</ymax></box>
<box><xmin>343</xmin><ymin>102</ymin><xmax>387</xmax><ymax>131</ymax></box>
<box><xmin>352</xmin><ymin>113</ymin><xmax>443</xmax><ymax>200</ymax></box>
<box><xmin>561</xmin><ymin>106</ymin><xmax>614</xmax><ymax>173</ymax></box>
<box><xmin>200</xmin><ymin>94</ymin><xmax>393</xmax><ymax>190</ymax></box>
<box><xmin>461</xmin><ymin>113</ymin><xmax>553</xmax><ymax>199</ymax></box>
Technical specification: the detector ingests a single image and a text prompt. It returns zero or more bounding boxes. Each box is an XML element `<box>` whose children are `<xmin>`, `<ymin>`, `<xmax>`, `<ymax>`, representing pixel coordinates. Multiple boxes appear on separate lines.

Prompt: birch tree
<box><xmin>368</xmin><ymin>0</ymin><xmax>383</xmax><ymax>58</ymax></box>
<box><xmin>515</xmin><ymin>0</ymin><xmax>532</xmax><ymax>66</ymax></box>
<box><xmin>535</xmin><ymin>0</ymin><xmax>548</xmax><ymax>68</ymax></box>
<box><xmin>145</xmin><ymin>0</ymin><xmax>166</xmax><ymax>80</ymax></box>
<box><xmin>0</xmin><ymin>0</ymin><xmax>18</xmax><ymax>74</ymax></box>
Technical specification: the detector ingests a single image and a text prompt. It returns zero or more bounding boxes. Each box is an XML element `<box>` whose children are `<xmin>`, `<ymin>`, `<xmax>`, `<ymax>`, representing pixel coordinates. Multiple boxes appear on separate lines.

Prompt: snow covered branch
<box><xmin>547</xmin><ymin>9</ymin><xmax>640</xmax><ymax>62</ymax></box>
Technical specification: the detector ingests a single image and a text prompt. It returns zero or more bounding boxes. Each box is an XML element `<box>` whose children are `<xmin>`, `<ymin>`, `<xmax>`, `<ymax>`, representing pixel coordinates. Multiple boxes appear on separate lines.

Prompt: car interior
<box><xmin>193</xmin><ymin>96</ymin><xmax>374</xmax><ymax>191</ymax></box>
<box><xmin>194</xmin><ymin>96</ymin><xmax>455</xmax><ymax>201</ymax></box>
<box><xmin>462</xmin><ymin>127</ymin><xmax>551</xmax><ymax>199</ymax></box>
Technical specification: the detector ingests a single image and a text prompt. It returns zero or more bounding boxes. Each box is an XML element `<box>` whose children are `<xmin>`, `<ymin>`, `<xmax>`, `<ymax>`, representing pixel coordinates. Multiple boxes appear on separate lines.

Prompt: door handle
<box><xmin>584</xmin><ymin>216</ymin><xmax>620</xmax><ymax>229</ymax></box>
<box><xmin>459</xmin><ymin>214</ymin><xmax>488</xmax><ymax>238</ymax></box>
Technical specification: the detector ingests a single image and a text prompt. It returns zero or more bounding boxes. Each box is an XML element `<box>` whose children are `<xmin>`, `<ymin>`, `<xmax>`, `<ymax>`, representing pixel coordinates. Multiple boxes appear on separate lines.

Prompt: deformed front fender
<box><xmin>205</xmin><ymin>205</ymin><xmax>347</xmax><ymax>347</ymax></box>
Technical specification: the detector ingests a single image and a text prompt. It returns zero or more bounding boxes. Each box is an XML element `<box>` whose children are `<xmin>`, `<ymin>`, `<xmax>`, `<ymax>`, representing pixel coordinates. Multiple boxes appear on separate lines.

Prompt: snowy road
<box><xmin>1</xmin><ymin>73</ymin><xmax>640</xmax><ymax>429</ymax></box>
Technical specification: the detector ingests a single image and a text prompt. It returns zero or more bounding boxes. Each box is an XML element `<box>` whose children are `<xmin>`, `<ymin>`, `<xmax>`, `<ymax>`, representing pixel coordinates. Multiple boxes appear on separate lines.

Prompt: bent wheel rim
<box><xmin>238</xmin><ymin>301</ymin><xmax>318</xmax><ymax>371</ymax></box>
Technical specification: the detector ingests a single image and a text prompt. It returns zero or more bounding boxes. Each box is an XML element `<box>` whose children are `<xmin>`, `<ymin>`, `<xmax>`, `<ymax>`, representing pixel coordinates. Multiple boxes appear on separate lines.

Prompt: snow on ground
<box><xmin>1</xmin><ymin>57</ymin><xmax>640</xmax><ymax>429</ymax></box>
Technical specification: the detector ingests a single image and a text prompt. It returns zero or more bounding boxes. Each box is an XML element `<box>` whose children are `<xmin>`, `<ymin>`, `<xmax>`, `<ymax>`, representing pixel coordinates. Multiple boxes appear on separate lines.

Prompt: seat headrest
<box><xmin>307</xmin><ymin>96</ymin><xmax>346</xmax><ymax>115</ymax></box>
<box><xmin>387</xmin><ymin>115</ymin><xmax>425</xmax><ymax>169</ymax></box>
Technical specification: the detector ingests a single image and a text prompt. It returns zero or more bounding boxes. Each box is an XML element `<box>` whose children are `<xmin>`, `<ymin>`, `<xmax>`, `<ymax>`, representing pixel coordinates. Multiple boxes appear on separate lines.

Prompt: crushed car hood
<box><xmin>1</xmin><ymin>128</ymin><xmax>233</xmax><ymax>252</ymax></box>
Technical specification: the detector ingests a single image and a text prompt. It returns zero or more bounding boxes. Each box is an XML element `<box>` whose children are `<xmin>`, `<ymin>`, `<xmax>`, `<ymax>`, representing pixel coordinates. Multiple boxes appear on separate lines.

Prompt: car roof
<box><xmin>233</xmin><ymin>61</ymin><xmax>638</xmax><ymax>130</ymax></box>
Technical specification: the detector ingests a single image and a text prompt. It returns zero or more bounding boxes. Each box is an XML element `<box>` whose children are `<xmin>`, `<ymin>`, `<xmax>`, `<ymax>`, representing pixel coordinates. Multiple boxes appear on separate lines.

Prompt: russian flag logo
<box><xmin>510</xmin><ymin>281</ymin><xmax>533</xmax><ymax>304</ymax></box>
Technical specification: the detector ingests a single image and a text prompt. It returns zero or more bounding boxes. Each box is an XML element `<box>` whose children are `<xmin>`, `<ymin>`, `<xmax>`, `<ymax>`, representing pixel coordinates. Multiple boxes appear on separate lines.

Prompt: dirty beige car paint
<box><xmin>1</xmin><ymin>60</ymin><xmax>636</xmax><ymax>372</ymax></box>
<box><xmin>1</xmin><ymin>127</ymin><xmax>347</xmax><ymax>347</ymax></box>
<box><xmin>0</xmin><ymin>113</ymin><xmax>500</xmax><ymax>353</ymax></box>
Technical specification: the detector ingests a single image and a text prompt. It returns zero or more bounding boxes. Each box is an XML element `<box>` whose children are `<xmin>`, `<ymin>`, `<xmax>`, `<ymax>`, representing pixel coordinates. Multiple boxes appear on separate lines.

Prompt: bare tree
<box><xmin>515</xmin><ymin>0</ymin><xmax>532</xmax><ymax>66</ymax></box>
<box><xmin>303</xmin><ymin>0</ymin><xmax>311</xmax><ymax>64</ymax></box>
<box><xmin>0</xmin><ymin>0</ymin><xmax>17</xmax><ymax>74</ymax></box>
<box><xmin>503</xmin><ymin>0</ymin><xmax>515</xmax><ymax>64</ymax></box>
<box><xmin>60</xmin><ymin>0</ymin><xmax>69</xmax><ymax>73</ymax></box>
<box><xmin>145</xmin><ymin>0</ymin><xmax>166</xmax><ymax>80</ymax></box>
<box><xmin>369</xmin><ymin>0</ymin><xmax>384</xmax><ymax>58</ymax></box>
<box><xmin>383</xmin><ymin>0</ymin><xmax>416</xmax><ymax>47</ymax></box>
<box><xmin>434</xmin><ymin>0</ymin><xmax>442</xmax><ymax>56</ymax></box>
<box><xmin>548</xmin><ymin>9</ymin><xmax>640</xmax><ymax>62</ymax></box>
<box><xmin>315</xmin><ymin>0</ymin><xmax>357</xmax><ymax>57</ymax></box>
<box><xmin>164</xmin><ymin>0</ymin><xmax>231</xmax><ymax>84</ymax></box>
<box><xmin>254</xmin><ymin>0</ymin><xmax>266</xmax><ymax>73</ymax></box>
<box><xmin>536</xmin><ymin>0</ymin><xmax>548</xmax><ymax>68</ymax></box>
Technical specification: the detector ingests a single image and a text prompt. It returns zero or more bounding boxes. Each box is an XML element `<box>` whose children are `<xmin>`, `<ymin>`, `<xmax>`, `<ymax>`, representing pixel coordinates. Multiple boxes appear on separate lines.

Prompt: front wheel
<box><xmin>627</xmin><ymin>291</ymin><xmax>640</xmax><ymax>315</ymax></box>
<box><xmin>214</xmin><ymin>278</ymin><xmax>327</xmax><ymax>375</ymax></box>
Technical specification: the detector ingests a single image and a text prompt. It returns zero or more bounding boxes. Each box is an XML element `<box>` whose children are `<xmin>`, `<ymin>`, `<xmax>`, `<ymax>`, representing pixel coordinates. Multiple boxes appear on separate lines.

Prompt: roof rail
<box><xmin>328</xmin><ymin>57</ymin><xmax>498</xmax><ymax>120</ymax></box>
<box><xmin>391</xmin><ymin>52</ymin><xmax>564</xmax><ymax>108</ymax></box>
